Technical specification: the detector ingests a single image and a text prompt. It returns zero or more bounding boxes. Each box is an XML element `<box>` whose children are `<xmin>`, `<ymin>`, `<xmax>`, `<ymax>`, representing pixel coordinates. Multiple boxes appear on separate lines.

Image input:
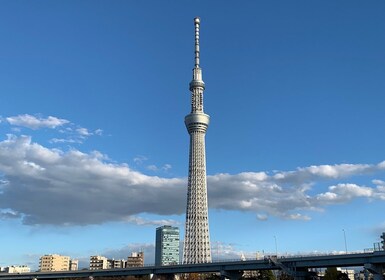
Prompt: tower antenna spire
<box><xmin>194</xmin><ymin>17</ymin><xmax>200</xmax><ymax>68</ymax></box>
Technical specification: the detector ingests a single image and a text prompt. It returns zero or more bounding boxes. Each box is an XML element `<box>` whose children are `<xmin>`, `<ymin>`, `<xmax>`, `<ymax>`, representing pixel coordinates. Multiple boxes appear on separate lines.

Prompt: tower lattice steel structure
<box><xmin>183</xmin><ymin>17</ymin><xmax>212</xmax><ymax>264</ymax></box>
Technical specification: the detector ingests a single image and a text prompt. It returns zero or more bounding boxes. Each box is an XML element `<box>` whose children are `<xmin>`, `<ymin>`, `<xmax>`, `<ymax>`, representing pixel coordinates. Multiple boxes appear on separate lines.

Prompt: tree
<box><xmin>277</xmin><ymin>272</ymin><xmax>293</xmax><ymax>280</ymax></box>
<box><xmin>324</xmin><ymin>267</ymin><xmax>349</xmax><ymax>280</ymax></box>
<box><xmin>257</xmin><ymin>270</ymin><xmax>276</xmax><ymax>280</ymax></box>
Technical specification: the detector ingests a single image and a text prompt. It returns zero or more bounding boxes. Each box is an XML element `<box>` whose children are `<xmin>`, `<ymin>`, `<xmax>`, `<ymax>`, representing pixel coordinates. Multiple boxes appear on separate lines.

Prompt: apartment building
<box><xmin>90</xmin><ymin>255</ymin><xmax>109</xmax><ymax>270</ymax></box>
<box><xmin>127</xmin><ymin>252</ymin><xmax>144</xmax><ymax>267</ymax></box>
<box><xmin>39</xmin><ymin>254</ymin><xmax>70</xmax><ymax>272</ymax></box>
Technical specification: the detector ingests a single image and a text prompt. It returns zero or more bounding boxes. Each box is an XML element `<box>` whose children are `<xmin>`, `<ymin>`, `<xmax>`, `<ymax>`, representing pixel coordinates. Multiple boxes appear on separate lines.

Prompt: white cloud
<box><xmin>147</xmin><ymin>165</ymin><xmax>158</xmax><ymax>171</ymax></box>
<box><xmin>146</xmin><ymin>164</ymin><xmax>172</xmax><ymax>172</ymax></box>
<box><xmin>122</xmin><ymin>216</ymin><xmax>179</xmax><ymax>226</ymax></box>
<box><xmin>0</xmin><ymin>135</ymin><xmax>185</xmax><ymax>225</ymax></box>
<box><xmin>94</xmin><ymin>129</ymin><xmax>103</xmax><ymax>136</ymax></box>
<box><xmin>373</xmin><ymin>179</ymin><xmax>385</xmax><ymax>186</ymax></box>
<box><xmin>0</xmin><ymin>135</ymin><xmax>384</xmax><ymax>226</ymax></box>
<box><xmin>283</xmin><ymin>213</ymin><xmax>311</xmax><ymax>221</ymax></box>
<box><xmin>134</xmin><ymin>155</ymin><xmax>148</xmax><ymax>165</ymax></box>
<box><xmin>273</xmin><ymin>163</ymin><xmax>377</xmax><ymax>183</ymax></box>
<box><xmin>102</xmin><ymin>243</ymin><xmax>156</xmax><ymax>265</ymax></box>
<box><xmin>6</xmin><ymin>114</ymin><xmax>69</xmax><ymax>130</ymax></box>
<box><xmin>162</xmin><ymin>164</ymin><xmax>172</xmax><ymax>171</ymax></box>
<box><xmin>4</xmin><ymin>114</ymin><xmax>103</xmax><ymax>146</ymax></box>
<box><xmin>76</xmin><ymin>127</ymin><xmax>91</xmax><ymax>136</ymax></box>
<box><xmin>49</xmin><ymin>138</ymin><xmax>79</xmax><ymax>144</ymax></box>
<box><xmin>256</xmin><ymin>214</ymin><xmax>268</xmax><ymax>221</ymax></box>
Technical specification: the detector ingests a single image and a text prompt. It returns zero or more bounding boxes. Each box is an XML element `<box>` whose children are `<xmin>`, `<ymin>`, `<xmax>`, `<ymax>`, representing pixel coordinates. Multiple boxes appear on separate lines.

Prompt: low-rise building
<box><xmin>1</xmin><ymin>265</ymin><xmax>31</xmax><ymax>274</ymax></box>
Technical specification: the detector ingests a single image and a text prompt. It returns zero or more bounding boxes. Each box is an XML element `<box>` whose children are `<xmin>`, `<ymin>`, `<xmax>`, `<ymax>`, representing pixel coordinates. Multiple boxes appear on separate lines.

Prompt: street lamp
<box><xmin>274</xmin><ymin>236</ymin><xmax>278</xmax><ymax>256</ymax></box>
<box><xmin>342</xmin><ymin>229</ymin><xmax>348</xmax><ymax>254</ymax></box>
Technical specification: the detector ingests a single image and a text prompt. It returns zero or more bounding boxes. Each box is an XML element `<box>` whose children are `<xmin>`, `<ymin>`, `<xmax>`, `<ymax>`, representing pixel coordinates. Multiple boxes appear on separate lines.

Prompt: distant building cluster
<box><xmin>0</xmin><ymin>225</ymin><xmax>181</xmax><ymax>274</ymax></box>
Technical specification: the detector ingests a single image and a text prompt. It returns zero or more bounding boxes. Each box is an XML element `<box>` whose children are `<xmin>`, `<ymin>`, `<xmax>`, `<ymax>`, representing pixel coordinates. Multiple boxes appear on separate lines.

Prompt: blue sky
<box><xmin>0</xmin><ymin>0</ymin><xmax>385</xmax><ymax>270</ymax></box>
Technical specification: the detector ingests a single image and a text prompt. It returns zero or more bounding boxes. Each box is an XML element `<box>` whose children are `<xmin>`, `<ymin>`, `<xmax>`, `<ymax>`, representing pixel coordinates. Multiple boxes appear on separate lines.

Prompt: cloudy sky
<box><xmin>1</xmin><ymin>0</ymin><xmax>385</xmax><ymax>270</ymax></box>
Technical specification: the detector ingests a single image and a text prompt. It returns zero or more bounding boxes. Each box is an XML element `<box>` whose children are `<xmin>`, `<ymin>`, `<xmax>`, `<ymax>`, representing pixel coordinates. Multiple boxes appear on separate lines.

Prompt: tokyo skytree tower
<box><xmin>183</xmin><ymin>17</ymin><xmax>212</xmax><ymax>264</ymax></box>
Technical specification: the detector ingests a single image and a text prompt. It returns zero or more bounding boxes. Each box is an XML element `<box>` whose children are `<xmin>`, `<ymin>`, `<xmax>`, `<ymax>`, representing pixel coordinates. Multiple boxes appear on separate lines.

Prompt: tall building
<box><xmin>183</xmin><ymin>17</ymin><xmax>212</xmax><ymax>264</ymax></box>
<box><xmin>127</xmin><ymin>252</ymin><xmax>144</xmax><ymax>267</ymax></box>
<box><xmin>155</xmin><ymin>225</ymin><xmax>180</xmax><ymax>266</ymax></box>
<box><xmin>89</xmin><ymin>256</ymin><xmax>108</xmax><ymax>270</ymax></box>
<box><xmin>39</xmin><ymin>254</ymin><xmax>70</xmax><ymax>272</ymax></box>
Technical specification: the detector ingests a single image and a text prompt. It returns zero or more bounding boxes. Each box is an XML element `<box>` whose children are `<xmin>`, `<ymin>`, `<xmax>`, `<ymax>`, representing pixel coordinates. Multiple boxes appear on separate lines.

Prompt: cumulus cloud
<box><xmin>0</xmin><ymin>135</ymin><xmax>384</xmax><ymax>226</ymax></box>
<box><xmin>6</xmin><ymin>114</ymin><xmax>69</xmax><ymax>130</ymax></box>
<box><xmin>273</xmin><ymin>163</ymin><xmax>376</xmax><ymax>183</ymax></box>
<box><xmin>0</xmin><ymin>135</ymin><xmax>185</xmax><ymax>225</ymax></box>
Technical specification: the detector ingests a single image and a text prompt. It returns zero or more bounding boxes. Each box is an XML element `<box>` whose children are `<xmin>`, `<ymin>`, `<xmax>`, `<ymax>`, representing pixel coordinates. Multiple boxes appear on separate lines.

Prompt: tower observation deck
<box><xmin>183</xmin><ymin>17</ymin><xmax>212</xmax><ymax>264</ymax></box>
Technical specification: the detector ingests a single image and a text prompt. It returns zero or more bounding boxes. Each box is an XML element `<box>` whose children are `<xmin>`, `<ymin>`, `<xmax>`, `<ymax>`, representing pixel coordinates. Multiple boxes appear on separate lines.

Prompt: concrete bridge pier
<box><xmin>220</xmin><ymin>269</ymin><xmax>243</xmax><ymax>280</ymax></box>
<box><xmin>364</xmin><ymin>263</ymin><xmax>384</xmax><ymax>280</ymax></box>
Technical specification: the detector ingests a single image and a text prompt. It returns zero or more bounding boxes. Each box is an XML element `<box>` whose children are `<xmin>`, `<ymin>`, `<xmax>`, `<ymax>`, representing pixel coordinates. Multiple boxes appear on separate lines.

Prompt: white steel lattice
<box><xmin>183</xmin><ymin>17</ymin><xmax>212</xmax><ymax>264</ymax></box>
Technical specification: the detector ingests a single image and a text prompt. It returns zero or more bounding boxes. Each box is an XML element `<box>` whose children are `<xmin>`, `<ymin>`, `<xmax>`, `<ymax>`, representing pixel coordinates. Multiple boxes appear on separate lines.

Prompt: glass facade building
<box><xmin>155</xmin><ymin>226</ymin><xmax>180</xmax><ymax>266</ymax></box>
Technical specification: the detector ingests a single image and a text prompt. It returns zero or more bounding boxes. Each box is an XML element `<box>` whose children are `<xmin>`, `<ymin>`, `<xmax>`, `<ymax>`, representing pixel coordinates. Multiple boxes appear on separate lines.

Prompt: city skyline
<box><xmin>0</xmin><ymin>0</ymin><xmax>385</xmax><ymax>271</ymax></box>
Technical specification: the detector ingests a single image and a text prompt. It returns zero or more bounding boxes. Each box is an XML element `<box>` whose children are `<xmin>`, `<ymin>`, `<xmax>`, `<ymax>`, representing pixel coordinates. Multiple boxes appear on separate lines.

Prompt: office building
<box><xmin>155</xmin><ymin>225</ymin><xmax>180</xmax><ymax>265</ymax></box>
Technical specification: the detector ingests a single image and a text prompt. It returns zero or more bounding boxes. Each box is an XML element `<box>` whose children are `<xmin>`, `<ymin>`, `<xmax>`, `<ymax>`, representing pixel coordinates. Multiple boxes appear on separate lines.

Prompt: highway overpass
<box><xmin>0</xmin><ymin>251</ymin><xmax>384</xmax><ymax>280</ymax></box>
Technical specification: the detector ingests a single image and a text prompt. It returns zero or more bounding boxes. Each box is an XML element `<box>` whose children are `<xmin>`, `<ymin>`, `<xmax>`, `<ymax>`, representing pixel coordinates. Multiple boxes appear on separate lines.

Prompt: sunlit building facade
<box><xmin>39</xmin><ymin>254</ymin><xmax>70</xmax><ymax>272</ymax></box>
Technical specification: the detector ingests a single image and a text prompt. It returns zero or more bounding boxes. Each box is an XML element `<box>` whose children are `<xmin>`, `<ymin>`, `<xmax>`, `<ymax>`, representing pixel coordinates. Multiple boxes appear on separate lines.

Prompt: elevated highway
<box><xmin>1</xmin><ymin>251</ymin><xmax>384</xmax><ymax>280</ymax></box>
